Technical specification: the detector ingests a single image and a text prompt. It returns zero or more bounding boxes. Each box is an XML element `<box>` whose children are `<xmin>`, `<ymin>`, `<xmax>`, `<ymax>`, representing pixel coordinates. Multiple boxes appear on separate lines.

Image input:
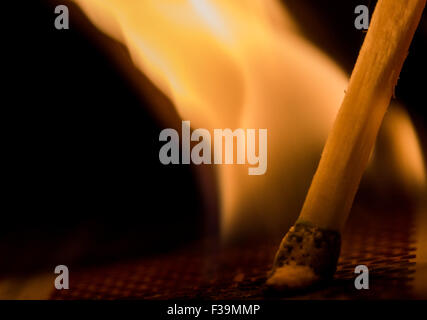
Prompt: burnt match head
<box><xmin>266</xmin><ymin>222</ymin><xmax>341</xmax><ymax>291</ymax></box>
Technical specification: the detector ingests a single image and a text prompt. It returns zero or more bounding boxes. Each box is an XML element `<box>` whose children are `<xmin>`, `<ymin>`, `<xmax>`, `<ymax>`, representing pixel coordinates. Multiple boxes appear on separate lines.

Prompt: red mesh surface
<box><xmin>51</xmin><ymin>206</ymin><xmax>417</xmax><ymax>299</ymax></box>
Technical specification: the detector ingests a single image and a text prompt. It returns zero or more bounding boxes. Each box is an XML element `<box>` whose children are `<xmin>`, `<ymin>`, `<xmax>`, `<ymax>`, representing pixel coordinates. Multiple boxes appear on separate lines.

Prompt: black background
<box><xmin>2</xmin><ymin>0</ymin><xmax>205</xmax><ymax>274</ymax></box>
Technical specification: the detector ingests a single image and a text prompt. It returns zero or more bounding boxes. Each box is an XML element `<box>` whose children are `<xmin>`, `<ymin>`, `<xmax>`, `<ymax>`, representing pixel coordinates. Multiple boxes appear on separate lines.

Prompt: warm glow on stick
<box><xmin>268</xmin><ymin>0</ymin><xmax>426</xmax><ymax>291</ymax></box>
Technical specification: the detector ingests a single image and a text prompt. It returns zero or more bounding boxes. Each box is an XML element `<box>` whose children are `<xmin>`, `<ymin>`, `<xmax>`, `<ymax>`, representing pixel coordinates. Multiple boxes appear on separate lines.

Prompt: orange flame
<box><xmin>73</xmin><ymin>0</ymin><xmax>426</xmax><ymax>240</ymax></box>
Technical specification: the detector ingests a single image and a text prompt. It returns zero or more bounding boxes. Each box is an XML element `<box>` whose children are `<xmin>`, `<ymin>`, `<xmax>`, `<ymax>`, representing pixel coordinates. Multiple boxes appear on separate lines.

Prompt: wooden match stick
<box><xmin>267</xmin><ymin>0</ymin><xmax>426</xmax><ymax>290</ymax></box>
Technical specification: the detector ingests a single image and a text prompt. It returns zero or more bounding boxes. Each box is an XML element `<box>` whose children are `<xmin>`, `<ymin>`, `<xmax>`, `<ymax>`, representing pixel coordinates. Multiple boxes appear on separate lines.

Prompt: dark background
<box><xmin>2</xmin><ymin>0</ymin><xmax>426</xmax><ymax>274</ymax></box>
<box><xmin>2</xmin><ymin>0</ymin><xmax>205</xmax><ymax>274</ymax></box>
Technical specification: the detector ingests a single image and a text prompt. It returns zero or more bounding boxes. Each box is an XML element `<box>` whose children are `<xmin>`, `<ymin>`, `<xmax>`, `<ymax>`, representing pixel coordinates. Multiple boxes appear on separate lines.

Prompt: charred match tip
<box><xmin>266</xmin><ymin>222</ymin><xmax>340</xmax><ymax>291</ymax></box>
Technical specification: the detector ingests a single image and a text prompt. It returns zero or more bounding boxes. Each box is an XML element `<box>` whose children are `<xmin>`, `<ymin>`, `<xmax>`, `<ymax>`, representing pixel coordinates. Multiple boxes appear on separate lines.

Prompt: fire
<box><xmin>72</xmin><ymin>0</ymin><xmax>426</xmax><ymax>241</ymax></box>
<box><xmin>366</xmin><ymin>104</ymin><xmax>427</xmax><ymax>200</ymax></box>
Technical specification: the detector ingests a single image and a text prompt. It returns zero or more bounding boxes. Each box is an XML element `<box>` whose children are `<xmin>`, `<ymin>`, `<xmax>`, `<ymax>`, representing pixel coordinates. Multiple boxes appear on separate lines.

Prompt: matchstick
<box><xmin>267</xmin><ymin>0</ymin><xmax>426</xmax><ymax>290</ymax></box>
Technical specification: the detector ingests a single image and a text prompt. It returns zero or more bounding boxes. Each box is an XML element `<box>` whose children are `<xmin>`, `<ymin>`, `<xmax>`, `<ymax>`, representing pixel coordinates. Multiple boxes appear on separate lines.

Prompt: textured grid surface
<box><xmin>51</xmin><ymin>207</ymin><xmax>417</xmax><ymax>299</ymax></box>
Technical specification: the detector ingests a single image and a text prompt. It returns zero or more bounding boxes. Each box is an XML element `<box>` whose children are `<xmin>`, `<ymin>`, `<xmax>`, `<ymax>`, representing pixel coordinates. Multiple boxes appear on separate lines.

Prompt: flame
<box><xmin>72</xmin><ymin>0</ymin><xmax>426</xmax><ymax>240</ymax></box>
<box><xmin>384</xmin><ymin>107</ymin><xmax>426</xmax><ymax>193</ymax></box>
<box><xmin>366</xmin><ymin>104</ymin><xmax>427</xmax><ymax>200</ymax></box>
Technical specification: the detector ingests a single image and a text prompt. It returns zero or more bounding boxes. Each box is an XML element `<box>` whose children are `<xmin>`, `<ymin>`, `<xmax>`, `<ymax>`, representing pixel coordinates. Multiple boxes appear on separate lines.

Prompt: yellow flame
<box><xmin>367</xmin><ymin>104</ymin><xmax>427</xmax><ymax>199</ymax></box>
<box><xmin>73</xmin><ymin>0</ymin><xmax>426</xmax><ymax>240</ymax></box>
